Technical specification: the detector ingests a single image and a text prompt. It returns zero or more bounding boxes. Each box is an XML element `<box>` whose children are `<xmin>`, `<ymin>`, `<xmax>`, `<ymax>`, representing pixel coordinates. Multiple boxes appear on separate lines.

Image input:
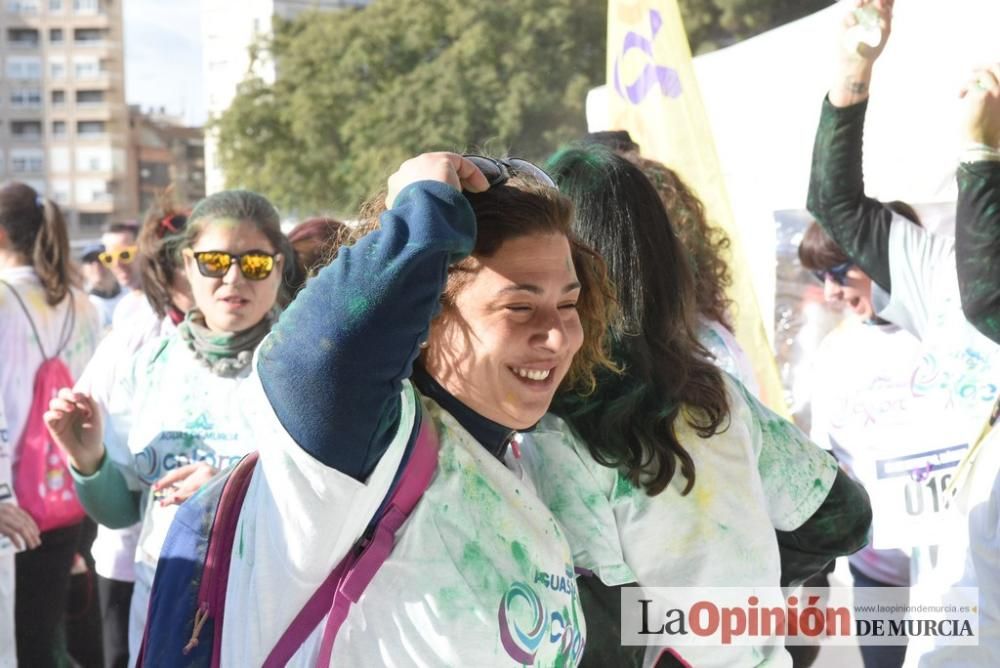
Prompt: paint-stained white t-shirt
<box><xmin>523</xmin><ymin>375</ymin><xmax>839</xmax><ymax>668</ymax></box>
<box><xmin>221</xmin><ymin>373</ymin><xmax>587</xmax><ymax>667</ymax></box>
<box><xmin>0</xmin><ymin>404</ymin><xmax>14</xmax><ymax>668</ymax></box>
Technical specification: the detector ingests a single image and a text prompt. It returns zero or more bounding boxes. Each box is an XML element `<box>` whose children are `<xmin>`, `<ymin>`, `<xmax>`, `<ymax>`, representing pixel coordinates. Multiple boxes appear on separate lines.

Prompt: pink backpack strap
<box><xmin>262</xmin><ymin>414</ymin><xmax>439</xmax><ymax>667</ymax></box>
<box><xmin>188</xmin><ymin>451</ymin><xmax>260</xmax><ymax>663</ymax></box>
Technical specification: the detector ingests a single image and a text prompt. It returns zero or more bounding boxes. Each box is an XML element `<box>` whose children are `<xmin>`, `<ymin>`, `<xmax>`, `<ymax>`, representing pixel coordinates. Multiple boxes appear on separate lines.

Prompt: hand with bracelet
<box><xmin>830</xmin><ymin>0</ymin><xmax>894</xmax><ymax>108</ymax></box>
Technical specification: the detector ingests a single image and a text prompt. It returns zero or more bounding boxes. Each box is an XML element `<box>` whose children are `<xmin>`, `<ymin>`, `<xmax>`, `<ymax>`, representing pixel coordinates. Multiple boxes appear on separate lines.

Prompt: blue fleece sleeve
<box><xmin>257</xmin><ymin>181</ymin><xmax>475</xmax><ymax>480</ymax></box>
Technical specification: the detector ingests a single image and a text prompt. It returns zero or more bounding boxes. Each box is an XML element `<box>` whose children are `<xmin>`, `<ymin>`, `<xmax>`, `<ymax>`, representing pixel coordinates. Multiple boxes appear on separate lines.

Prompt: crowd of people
<box><xmin>0</xmin><ymin>0</ymin><xmax>998</xmax><ymax>666</ymax></box>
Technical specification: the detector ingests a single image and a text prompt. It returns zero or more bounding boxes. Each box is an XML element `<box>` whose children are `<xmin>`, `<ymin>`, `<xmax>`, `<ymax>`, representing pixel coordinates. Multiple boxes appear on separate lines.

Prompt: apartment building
<box><xmin>128</xmin><ymin>105</ymin><xmax>204</xmax><ymax>216</ymax></box>
<box><xmin>0</xmin><ymin>0</ymin><xmax>133</xmax><ymax>239</ymax></box>
<box><xmin>201</xmin><ymin>0</ymin><xmax>367</xmax><ymax>195</ymax></box>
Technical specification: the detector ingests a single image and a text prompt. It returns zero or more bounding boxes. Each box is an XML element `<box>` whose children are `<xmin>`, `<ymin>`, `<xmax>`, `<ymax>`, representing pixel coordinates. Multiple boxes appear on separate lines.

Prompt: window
<box><xmin>73</xmin><ymin>57</ymin><xmax>100</xmax><ymax>79</ymax></box>
<box><xmin>6</xmin><ymin>57</ymin><xmax>43</xmax><ymax>80</ymax></box>
<box><xmin>7</xmin><ymin>28</ymin><xmax>41</xmax><ymax>48</ymax></box>
<box><xmin>76</xmin><ymin>146</ymin><xmax>111</xmax><ymax>171</ymax></box>
<box><xmin>6</xmin><ymin>1</ymin><xmax>40</xmax><ymax>14</ymax></box>
<box><xmin>72</xmin><ymin>0</ymin><xmax>98</xmax><ymax>14</ymax></box>
<box><xmin>50</xmin><ymin>90</ymin><xmax>65</xmax><ymax>105</ymax></box>
<box><xmin>49</xmin><ymin>28</ymin><xmax>64</xmax><ymax>44</ymax></box>
<box><xmin>49</xmin><ymin>59</ymin><xmax>66</xmax><ymax>79</ymax></box>
<box><xmin>51</xmin><ymin>120</ymin><xmax>66</xmax><ymax>136</ymax></box>
<box><xmin>76</xmin><ymin>120</ymin><xmax>105</xmax><ymax>136</ymax></box>
<box><xmin>10</xmin><ymin>89</ymin><xmax>42</xmax><ymax>107</ymax></box>
<box><xmin>50</xmin><ymin>179</ymin><xmax>70</xmax><ymax>204</ymax></box>
<box><xmin>50</xmin><ymin>147</ymin><xmax>70</xmax><ymax>171</ymax></box>
<box><xmin>10</xmin><ymin>149</ymin><xmax>44</xmax><ymax>173</ymax></box>
<box><xmin>11</xmin><ymin>121</ymin><xmax>43</xmax><ymax>139</ymax></box>
<box><xmin>75</xmin><ymin>89</ymin><xmax>104</xmax><ymax>105</ymax></box>
<box><xmin>49</xmin><ymin>0</ymin><xmax>63</xmax><ymax>10</ymax></box>
<box><xmin>73</xmin><ymin>28</ymin><xmax>106</xmax><ymax>44</ymax></box>
<box><xmin>75</xmin><ymin>179</ymin><xmax>111</xmax><ymax>204</ymax></box>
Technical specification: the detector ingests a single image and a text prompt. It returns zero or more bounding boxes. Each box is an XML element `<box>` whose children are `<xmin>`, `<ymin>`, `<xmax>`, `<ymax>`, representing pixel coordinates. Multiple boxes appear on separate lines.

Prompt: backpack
<box><xmin>137</xmin><ymin>412</ymin><xmax>439</xmax><ymax>667</ymax></box>
<box><xmin>1</xmin><ymin>280</ymin><xmax>85</xmax><ymax>532</ymax></box>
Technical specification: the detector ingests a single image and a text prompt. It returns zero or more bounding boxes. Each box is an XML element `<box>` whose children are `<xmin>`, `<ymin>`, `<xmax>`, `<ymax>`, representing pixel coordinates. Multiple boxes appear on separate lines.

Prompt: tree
<box><xmin>678</xmin><ymin>0</ymin><xmax>834</xmax><ymax>54</ymax></box>
<box><xmin>215</xmin><ymin>0</ymin><xmax>606</xmax><ymax>215</ymax></box>
<box><xmin>215</xmin><ymin>0</ymin><xmax>831</xmax><ymax>214</ymax></box>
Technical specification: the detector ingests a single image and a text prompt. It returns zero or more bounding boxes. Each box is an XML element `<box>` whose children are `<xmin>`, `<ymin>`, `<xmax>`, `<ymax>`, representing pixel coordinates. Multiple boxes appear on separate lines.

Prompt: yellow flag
<box><xmin>607</xmin><ymin>0</ymin><xmax>788</xmax><ymax>415</ymax></box>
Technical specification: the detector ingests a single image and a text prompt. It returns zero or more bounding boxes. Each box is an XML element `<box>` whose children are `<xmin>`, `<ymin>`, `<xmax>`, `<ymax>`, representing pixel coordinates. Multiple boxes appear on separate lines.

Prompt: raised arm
<box><xmin>806</xmin><ymin>0</ymin><xmax>895</xmax><ymax>290</ymax></box>
<box><xmin>258</xmin><ymin>154</ymin><xmax>488</xmax><ymax>481</ymax></box>
<box><xmin>956</xmin><ymin>65</ymin><xmax>1000</xmax><ymax>343</ymax></box>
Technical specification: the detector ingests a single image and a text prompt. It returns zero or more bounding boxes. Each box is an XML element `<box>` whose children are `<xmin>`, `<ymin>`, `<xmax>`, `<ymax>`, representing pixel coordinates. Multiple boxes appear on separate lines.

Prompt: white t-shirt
<box><xmin>75</xmin><ymin>306</ymin><xmax>176</xmax><ymax>583</ymax></box>
<box><xmin>874</xmin><ymin>220</ymin><xmax>1000</xmax><ymax>665</ymax></box>
<box><xmin>99</xmin><ymin>332</ymin><xmax>259</xmax><ymax>662</ymax></box>
<box><xmin>522</xmin><ymin>375</ymin><xmax>838</xmax><ymax>668</ymax></box>
<box><xmin>808</xmin><ymin>318</ymin><xmax>923</xmax><ymax>585</ymax></box>
<box><xmin>110</xmin><ymin>290</ymin><xmax>152</xmax><ymax>333</ymax></box>
<box><xmin>0</xmin><ymin>266</ymin><xmax>99</xmax><ymax>668</ymax></box>
<box><xmin>220</xmin><ymin>373</ymin><xmax>587</xmax><ymax>667</ymax></box>
<box><xmin>89</xmin><ymin>290</ymin><xmax>125</xmax><ymax>332</ymax></box>
<box><xmin>0</xmin><ymin>266</ymin><xmax>101</xmax><ymax>454</ymax></box>
<box><xmin>0</xmin><ymin>404</ymin><xmax>13</xmax><ymax>668</ymax></box>
<box><xmin>697</xmin><ymin>316</ymin><xmax>760</xmax><ymax>396</ymax></box>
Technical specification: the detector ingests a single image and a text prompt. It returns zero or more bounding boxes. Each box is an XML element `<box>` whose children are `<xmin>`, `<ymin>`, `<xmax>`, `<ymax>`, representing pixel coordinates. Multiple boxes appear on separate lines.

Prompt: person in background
<box><xmin>915</xmin><ymin>63</ymin><xmax>1000</xmax><ymax>667</ymax></box>
<box><xmin>99</xmin><ymin>222</ymin><xmax>146</xmax><ymax>330</ymax></box>
<box><xmin>583</xmin><ymin>131</ymin><xmax>758</xmax><ymax>393</ymax></box>
<box><xmin>286</xmin><ymin>216</ymin><xmax>349</xmax><ymax>295</ymax></box>
<box><xmin>524</xmin><ymin>146</ymin><xmax>870</xmax><ymax>667</ymax></box>
<box><xmin>74</xmin><ymin>198</ymin><xmax>194</xmax><ymax>668</ymax></box>
<box><xmin>0</xmin><ymin>181</ymin><xmax>101</xmax><ymax>667</ymax></box>
<box><xmin>637</xmin><ymin>157</ymin><xmax>758</xmax><ymax>394</ymax></box>
<box><xmin>80</xmin><ymin>242</ymin><xmax>124</xmax><ymax>331</ymax></box>
<box><xmin>46</xmin><ymin>190</ymin><xmax>291</xmax><ymax>665</ymax></box>
<box><xmin>139</xmin><ymin>153</ymin><xmax>613</xmax><ymax>665</ymax></box>
<box><xmin>799</xmin><ymin>221</ymin><xmax>920</xmax><ymax>668</ymax></box>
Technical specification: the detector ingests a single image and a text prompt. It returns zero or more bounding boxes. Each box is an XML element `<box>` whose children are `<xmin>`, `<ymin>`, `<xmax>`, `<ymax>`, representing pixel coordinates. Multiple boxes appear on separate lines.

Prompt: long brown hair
<box><xmin>136</xmin><ymin>188</ymin><xmax>189</xmax><ymax>318</ymax></box>
<box><xmin>0</xmin><ymin>182</ymin><xmax>74</xmax><ymax>305</ymax></box>
<box><xmin>546</xmin><ymin>146</ymin><xmax>730</xmax><ymax>497</ymax></box>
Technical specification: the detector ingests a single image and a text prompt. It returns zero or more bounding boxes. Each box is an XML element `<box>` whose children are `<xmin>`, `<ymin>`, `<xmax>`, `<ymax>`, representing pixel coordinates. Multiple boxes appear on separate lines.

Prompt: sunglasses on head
<box><xmin>811</xmin><ymin>261</ymin><xmax>854</xmax><ymax>286</ymax></box>
<box><xmin>99</xmin><ymin>246</ymin><xmax>137</xmax><ymax>266</ymax></box>
<box><xmin>463</xmin><ymin>154</ymin><xmax>557</xmax><ymax>190</ymax></box>
<box><xmin>186</xmin><ymin>249</ymin><xmax>279</xmax><ymax>281</ymax></box>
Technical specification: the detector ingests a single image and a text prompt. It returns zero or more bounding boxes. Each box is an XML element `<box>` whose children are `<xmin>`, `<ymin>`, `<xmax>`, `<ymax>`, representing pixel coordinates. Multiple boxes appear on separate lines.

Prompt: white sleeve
<box><xmin>735</xmin><ymin>378</ymin><xmax>839</xmax><ymax>531</ymax></box>
<box><xmin>876</xmin><ymin>218</ymin><xmax>956</xmax><ymax>341</ymax></box>
<box><xmin>236</xmin><ymin>364</ymin><xmax>414</xmax><ymax>576</ymax></box>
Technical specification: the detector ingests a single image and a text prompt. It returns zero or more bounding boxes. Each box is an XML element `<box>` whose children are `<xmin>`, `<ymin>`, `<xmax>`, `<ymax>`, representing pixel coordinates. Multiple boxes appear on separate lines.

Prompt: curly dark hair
<box><xmin>636</xmin><ymin>157</ymin><xmax>735</xmax><ymax>332</ymax></box>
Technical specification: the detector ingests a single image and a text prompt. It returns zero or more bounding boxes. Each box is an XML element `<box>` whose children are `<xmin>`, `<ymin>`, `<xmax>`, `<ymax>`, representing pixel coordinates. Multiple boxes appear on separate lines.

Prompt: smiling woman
<box><xmin>140</xmin><ymin>153</ymin><xmax>616</xmax><ymax>666</ymax></box>
<box><xmin>43</xmin><ymin>189</ymin><xmax>294</xmax><ymax>659</ymax></box>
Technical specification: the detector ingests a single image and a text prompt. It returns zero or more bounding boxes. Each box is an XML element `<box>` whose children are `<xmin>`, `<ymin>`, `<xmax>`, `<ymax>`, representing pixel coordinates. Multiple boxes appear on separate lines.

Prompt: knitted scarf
<box><xmin>177</xmin><ymin>308</ymin><xmax>277</xmax><ymax>377</ymax></box>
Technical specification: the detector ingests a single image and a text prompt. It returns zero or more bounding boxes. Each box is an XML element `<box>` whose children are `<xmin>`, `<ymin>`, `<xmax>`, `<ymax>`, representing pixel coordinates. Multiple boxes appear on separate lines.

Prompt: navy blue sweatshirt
<box><xmin>257</xmin><ymin>181</ymin><xmax>476</xmax><ymax>481</ymax></box>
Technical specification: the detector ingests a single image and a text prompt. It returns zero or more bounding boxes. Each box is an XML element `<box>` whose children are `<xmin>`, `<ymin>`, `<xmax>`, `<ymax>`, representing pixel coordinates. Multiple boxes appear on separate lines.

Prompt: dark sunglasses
<box><xmin>811</xmin><ymin>261</ymin><xmax>854</xmax><ymax>286</ymax></box>
<box><xmin>463</xmin><ymin>154</ymin><xmax>557</xmax><ymax>189</ymax></box>
<box><xmin>186</xmin><ymin>249</ymin><xmax>278</xmax><ymax>280</ymax></box>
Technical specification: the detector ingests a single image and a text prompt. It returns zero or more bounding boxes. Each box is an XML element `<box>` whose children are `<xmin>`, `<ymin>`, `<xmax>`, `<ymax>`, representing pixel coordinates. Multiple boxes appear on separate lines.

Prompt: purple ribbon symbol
<box><xmin>613</xmin><ymin>9</ymin><xmax>682</xmax><ymax>105</ymax></box>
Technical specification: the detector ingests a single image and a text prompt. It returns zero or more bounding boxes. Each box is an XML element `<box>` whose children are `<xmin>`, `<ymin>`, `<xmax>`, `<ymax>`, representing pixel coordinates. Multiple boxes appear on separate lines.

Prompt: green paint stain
<box><xmin>613</xmin><ymin>472</ymin><xmax>635</xmax><ymax>500</ymax></box>
<box><xmin>347</xmin><ymin>295</ymin><xmax>369</xmax><ymax>319</ymax></box>
<box><xmin>510</xmin><ymin>541</ymin><xmax>530</xmax><ymax>574</ymax></box>
<box><xmin>238</xmin><ymin>521</ymin><xmax>245</xmax><ymax>557</ymax></box>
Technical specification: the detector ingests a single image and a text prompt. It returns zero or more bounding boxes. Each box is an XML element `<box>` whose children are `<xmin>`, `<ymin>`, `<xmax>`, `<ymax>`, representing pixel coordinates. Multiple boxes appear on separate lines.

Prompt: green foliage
<box><xmin>215</xmin><ymin>0</ymin><xmax>831</xmax><ymax>214</ymax></box>
<box><xmin>215</xmin><ymin>0</ymin><xmax>606</xmax><ymax>216</ymax></box>
<box><xmin>679</xmin><ymin>0</ymin><xmax>833</xmax><ymax>54</ymax></box>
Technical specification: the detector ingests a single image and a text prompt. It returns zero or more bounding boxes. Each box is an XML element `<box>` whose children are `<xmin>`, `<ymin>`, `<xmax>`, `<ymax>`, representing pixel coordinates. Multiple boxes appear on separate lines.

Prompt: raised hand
<box><xmin>43</xmin><ymin>388</ymin><xmax>105</xmax><ymax>476</ymax></box>
<box><xmin>386</xmin><ymin>152</ymin><xmax>489</xmax><ymax>208</ymax></box>
<box><xmin>960</xmin><ymin>64</ymin><xmax>1000</xmax><ymax>150</ymax></box>
<box><xmin>830</xmin><ymin>0</ymin><xmax>894</xmax><ymax>107</ymax></box>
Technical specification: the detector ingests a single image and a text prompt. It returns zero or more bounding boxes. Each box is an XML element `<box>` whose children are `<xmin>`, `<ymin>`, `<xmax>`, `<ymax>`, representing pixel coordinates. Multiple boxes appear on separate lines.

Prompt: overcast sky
<box><xmin>123</xmin><ymin>0</ymin><xmax>205</xmax><ymax>126</ymax></box>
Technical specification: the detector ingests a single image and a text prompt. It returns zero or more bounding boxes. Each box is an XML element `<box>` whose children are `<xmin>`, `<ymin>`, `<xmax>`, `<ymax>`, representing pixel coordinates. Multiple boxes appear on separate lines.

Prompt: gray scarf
<box><xmin>177</xmin><ymin>308</ymin><xmax>277</xmax><ymax>377</ymax></box>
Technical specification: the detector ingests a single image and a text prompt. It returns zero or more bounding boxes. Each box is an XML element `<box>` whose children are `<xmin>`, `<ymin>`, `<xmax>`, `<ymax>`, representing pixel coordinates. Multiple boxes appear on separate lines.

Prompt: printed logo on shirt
<box><xmin>133</xmin><ymin>433</ymin><xmax>244</xmax><ymax>484</ymax></box>
<box><xmin>498</xmin><ymin>565</ymin><xmax>585</xmax><ymax>666</ymax></box>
